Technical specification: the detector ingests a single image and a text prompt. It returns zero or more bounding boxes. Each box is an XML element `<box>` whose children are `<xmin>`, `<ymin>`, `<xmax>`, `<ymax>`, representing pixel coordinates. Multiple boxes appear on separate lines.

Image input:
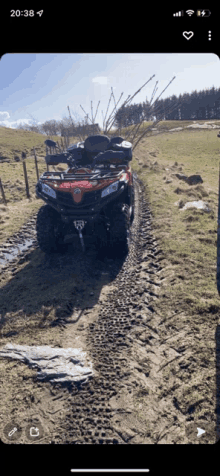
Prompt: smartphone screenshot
<box><xmin>0</xmin><ymin>5</ymin><xmax>219</xmax><ymax>476</ymax></box>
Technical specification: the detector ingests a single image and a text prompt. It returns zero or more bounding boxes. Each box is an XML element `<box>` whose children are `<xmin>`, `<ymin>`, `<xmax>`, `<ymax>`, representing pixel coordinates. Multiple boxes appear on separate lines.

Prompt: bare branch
<box><xmin>111</xmin><ymin>87</ymin><xmax>117</xmax><ymax>108</ymax></box>
<box><xmin>101</xmin><ymin>110</ymin><xmax>105</xmax><ymax>131</ymax></box>
<box><xmin>106</xmin><ymin>76</ymin><xmax>156</xmax><ymax>135</ymax></box>
<box><xmin>122</xmin><ymin>75</ymin><xmax>155</xmax><ymax>110</ymax></box>
<box><xmin>153</xmin><ymin>76</ymin><xmax>176</xmax><ymax>106</ymax></box>
<box><xmin>150</xmin><ymin>81</ymin><xmax>159</xmax><ymax>105</ymax></box>
<box><xmin>103</xmin><ymin>91</ymin><xmax>113</xmax><ymax>133</ymax></box>
<box><xmin>93</xmin><ymin>100</ymin><xmax>100</xmax><ymax>123</ymax></box>
<box><xmin>91</xmin><ymin>101</ymin><xmax>94</xmax><ymax>124</ymax></box>
<box><xmin>80</xmin><ymin>104</ymin><xmax>93</xmax><ymax>124</ymax></box>
<box><xmin>67</xmin><ymin>105</ymin><xmax>83</xmax><ymax>142</ymax></box>
<box><xmin>132</xmin><ymin>118</ymin><xmax>162</xmax><ymax>151</ymax></box>
<box><xmin>104</xmin><ymin>92</ymin><xmax>124</xmax><ymax>133</ymax></box>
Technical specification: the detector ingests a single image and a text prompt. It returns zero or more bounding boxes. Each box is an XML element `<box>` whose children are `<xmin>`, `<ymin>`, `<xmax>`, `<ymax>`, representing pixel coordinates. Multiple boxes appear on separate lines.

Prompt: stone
<box><xmin>14</xmin><ymin>156</ymin><xmax>20</xmax><ymax>162</ymax></box>
<box><xmin>186</xmin><ymin>175</ymin><xmax>203</xmax><ymax>185</ymax></box>
<box><xmin>169</xmin><ymin>127</ymin><xmax>183</xmax><ymax>132</ymax></box>
<box><xmin>180</xmin><ymin>200</ymin><xmax>211</xmax><ymax>212</ymax></box>
<box><xmin>0</xmin><ymin>343</ymin><xmax>94</xmax><ymax>383</ymax></box>
<box><xmin>0</xmin><ymin>158</ymin><xmax>10</xmax><ymax>163</ymax></box>
<box><xmin>175</xmin><ymin>173</ymin><xmax>188</xmax><ymax>181</ymax></box>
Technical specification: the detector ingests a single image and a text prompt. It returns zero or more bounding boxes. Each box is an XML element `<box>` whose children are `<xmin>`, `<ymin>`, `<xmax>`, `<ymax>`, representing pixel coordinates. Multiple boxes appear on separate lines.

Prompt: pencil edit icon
<box><xmin>8</xmin><ymin>427</ymin><xmax>17</xmax><ymax>437</ymax></box>
<box><xmin>3</xmin><ymin>422</ymin><xmax>22</xmax><ymax>441</ymax></box>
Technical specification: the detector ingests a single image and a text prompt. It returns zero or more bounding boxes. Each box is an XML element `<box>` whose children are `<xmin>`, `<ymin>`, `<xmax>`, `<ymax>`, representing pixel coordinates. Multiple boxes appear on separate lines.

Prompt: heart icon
<box><xmin>183</xmin><ymin>31</ymin><xmax>194</xmax><ymax>40</ymax></box>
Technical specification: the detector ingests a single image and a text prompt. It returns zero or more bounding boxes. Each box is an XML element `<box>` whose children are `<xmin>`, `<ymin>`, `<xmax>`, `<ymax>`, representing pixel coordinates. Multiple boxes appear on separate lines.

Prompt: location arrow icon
<box><xmin>197</xmin><ymin>427</ymin><xmax>206</xmax><ymax>437</ymax></box>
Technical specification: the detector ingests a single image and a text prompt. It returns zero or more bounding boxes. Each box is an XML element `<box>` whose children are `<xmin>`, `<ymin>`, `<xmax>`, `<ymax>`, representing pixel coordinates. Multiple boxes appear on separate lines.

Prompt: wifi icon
<box><xmin>186</xmin><ymin>9</ymin><xmax>194</xmax><ymax>16</ymax></box>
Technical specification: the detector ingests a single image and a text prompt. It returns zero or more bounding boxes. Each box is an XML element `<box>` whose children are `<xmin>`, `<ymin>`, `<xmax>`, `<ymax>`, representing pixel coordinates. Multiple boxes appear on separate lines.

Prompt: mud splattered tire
<box><xmin>109</xmin><ymin>203</ymin><xmax>130</xmax><ymax>258</ymax></box>
<box><xmin>36</xmin><ymin>205</ymin><xmax>65</xmax><ymax>254</ymax></box>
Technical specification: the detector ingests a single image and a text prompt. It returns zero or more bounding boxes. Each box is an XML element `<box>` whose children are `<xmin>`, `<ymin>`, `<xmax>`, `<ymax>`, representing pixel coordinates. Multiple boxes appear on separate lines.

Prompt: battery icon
<box><xmin>197</xmin><ymin>9</ymin><xmax>211</xmax><ymax>17</ymax></box>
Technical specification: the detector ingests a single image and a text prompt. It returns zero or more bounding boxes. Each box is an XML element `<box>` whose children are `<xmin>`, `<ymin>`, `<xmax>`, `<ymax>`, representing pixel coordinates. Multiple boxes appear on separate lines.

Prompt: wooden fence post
<box><xmin>22</xmin><ymin>159</ymin><xmax>30</xmax><ymax>198</ymax></box>
<box><xmin>33</xmin><ymin>148</ymin><xmax>39</xmax><ymax>181</ymax></box>
<box><xmin>0</xmin><ymin>178</ymin><xmax>7</xmax><ymax>204</ymax></box>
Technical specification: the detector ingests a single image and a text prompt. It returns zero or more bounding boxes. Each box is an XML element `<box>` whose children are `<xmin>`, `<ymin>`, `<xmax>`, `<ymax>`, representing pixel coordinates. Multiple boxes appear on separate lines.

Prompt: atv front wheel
<box><xmin>36</xmin><ymin>204</ymin><xmax>66</xmax><ymax>254</ymax></box>
<box><xmin>94</xmin><ymin>219</ymin><xmax>109</xmax><ymax>261</ymax></box>
<box><xmin>109</xmin><ymin>203</ymin><xmax>130</xmax><ymax>258</ymax></box>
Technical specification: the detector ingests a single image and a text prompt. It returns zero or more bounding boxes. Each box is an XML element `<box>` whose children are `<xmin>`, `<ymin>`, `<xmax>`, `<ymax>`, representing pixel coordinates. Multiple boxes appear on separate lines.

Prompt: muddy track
<box><xmin>0</xmin><ymin>175</ymin><xmax>166</xmax><ymax>444</ymax></box>
<box><xmin>1</xmin><ymin>174</ymin><xmax>216</xmax><ymax>447</ymax></box>
<box><xmin>44</xmin><ymin>175</ymin><xmax>165</xmax><ymax>445</ymax></box>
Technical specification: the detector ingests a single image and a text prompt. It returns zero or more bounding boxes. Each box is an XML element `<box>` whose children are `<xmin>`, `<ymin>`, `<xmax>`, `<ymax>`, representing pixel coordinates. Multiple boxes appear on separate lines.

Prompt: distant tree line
<box><xmin>114</xmin><ymin>86</ymin><xmax>220</xmax><ymax>126</ymax></box>
<box><xmin>4</xmin><ymin>86</ymin><xmax>220</xmax><ymax>137</ymax></box>
<box><xmin>14</xmin><ymin>113</ymin><xmax>100</xmax><ymax>138</ymax></box>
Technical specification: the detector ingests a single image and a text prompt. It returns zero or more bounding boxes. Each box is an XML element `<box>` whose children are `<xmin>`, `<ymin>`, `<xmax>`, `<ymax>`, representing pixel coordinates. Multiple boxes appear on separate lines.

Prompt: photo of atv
<box><xmin>35</xmin><ymin>134</ymin><xmax>135</xmax><ymax>259</ymax></box>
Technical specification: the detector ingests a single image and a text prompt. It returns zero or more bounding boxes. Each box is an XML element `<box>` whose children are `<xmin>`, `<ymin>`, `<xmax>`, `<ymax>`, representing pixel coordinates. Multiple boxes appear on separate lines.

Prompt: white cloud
<box><xmin>0</xmin><ymin>111</ymin><xmax>10</xmax><ymax>121</ymax></box>
<box><xmin>92</xmin><ymin>76</ymin><xmax>108</xmax><ymax>85</ymax></box>
<box><xmin>0</xmin><ymin>118</ymin><xmax>32</xmax><ymax>128</ymax></box>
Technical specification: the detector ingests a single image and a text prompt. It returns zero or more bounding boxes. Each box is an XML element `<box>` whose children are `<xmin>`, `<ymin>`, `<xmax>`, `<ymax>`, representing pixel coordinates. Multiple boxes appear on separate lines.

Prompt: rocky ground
<box><xmin>0</xmin><ymin>174</ymin><xmax>219</xmax><ymax>458</ymax></box>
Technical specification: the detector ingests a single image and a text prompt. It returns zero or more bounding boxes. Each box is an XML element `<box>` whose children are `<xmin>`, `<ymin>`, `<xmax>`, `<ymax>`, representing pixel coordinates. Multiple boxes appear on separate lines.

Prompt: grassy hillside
<box><xmin>0</xmin><ymin>126</ymin><xmax>59</xmax><ymax>241</ymax></box>
<box><xmin>0</xmin><ymin>126</ymin><xmax>54</xmax><ymax>161</ymax></box>
<box><xmin>131</xmin><ymin>123</ymin><xmax>220</xmax><ymax>315</ymax></box>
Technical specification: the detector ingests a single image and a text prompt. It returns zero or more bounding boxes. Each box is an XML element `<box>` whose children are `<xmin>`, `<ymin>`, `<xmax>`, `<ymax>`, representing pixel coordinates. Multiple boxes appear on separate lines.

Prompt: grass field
<box><xmin>131</xmin><ymin>122</ymin><xmax>220</xmax><ymax>317</ymax></box>
<box><xmin>0</xmin><ymin>126</ymin><xmax>61</xmax><ymax>241</ymax></box>
<box><xmin>0</xmin><ymin>121</ymin><xmax>220</xmax><ymax>317</ymax></box>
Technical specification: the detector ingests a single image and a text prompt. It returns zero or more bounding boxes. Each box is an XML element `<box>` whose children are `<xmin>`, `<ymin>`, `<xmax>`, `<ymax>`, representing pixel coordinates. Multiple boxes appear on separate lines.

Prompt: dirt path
<box><xmin>0</xmin><ymin>175</ymin><xmax>218</xmax><ymax>448</ymax></box>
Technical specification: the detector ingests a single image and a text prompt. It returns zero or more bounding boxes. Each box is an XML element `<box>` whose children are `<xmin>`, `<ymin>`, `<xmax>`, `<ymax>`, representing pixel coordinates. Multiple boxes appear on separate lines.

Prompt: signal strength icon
<box><xmin>186</xmin><ymin>9</ymin><xmax>194</xmax><ymax>16</ymax></box>
<box><xmin>173</xmin><ymin>11</ymin><xmax>184</xmax><ymax>16</ymax></box>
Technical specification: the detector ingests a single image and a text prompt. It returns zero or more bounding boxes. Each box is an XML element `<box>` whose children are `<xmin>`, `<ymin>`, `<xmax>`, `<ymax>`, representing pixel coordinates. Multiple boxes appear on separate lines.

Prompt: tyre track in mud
<box><xmin>48</xmin><ymin>175</ymin><xmax>166</xmax><ymax>444</ymax></box>
<box><xmin>0</xmin><ymin>175</ymin><xmax>166</xmax><ymax>444</ymax></box>
<box><xmin>2</xmin><ymin>175</ymin><xmax>213</xmax><ymax>445</ymax></box>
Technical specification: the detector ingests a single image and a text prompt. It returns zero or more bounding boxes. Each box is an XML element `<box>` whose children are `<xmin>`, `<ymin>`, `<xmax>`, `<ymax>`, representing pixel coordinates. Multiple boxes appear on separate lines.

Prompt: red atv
<box><xmin>35</xmin><ymin>134</ymin><xmax>134</xmax><ymax>259</ymax></box>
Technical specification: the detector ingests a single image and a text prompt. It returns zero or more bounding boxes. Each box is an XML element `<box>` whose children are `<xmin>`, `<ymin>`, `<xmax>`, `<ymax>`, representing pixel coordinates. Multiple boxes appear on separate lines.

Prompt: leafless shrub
<box><xmin>75</xmin><ymin>75</ymin><xmax>182</xmax><ymax>151</ymax></box>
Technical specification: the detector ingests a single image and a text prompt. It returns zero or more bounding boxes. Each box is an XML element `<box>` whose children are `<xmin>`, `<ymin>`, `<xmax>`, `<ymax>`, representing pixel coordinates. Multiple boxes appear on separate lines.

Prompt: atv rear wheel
<box><xmin>109</xmin><ymin>203</ymin><xmax>130</xmax><ymax>258</ymax></box>
<box><xmin>36</xmin><ymin>204</ymin><xmax>66</xmax><ymax>254</ymax></box>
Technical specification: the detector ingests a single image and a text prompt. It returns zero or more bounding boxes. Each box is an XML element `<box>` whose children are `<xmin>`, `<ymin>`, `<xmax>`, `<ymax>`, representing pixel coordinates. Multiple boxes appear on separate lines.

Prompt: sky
<box><xmin>0</xmin><ymin>53</ymin><xmax>219</xmax><ymax>130</ymax></box>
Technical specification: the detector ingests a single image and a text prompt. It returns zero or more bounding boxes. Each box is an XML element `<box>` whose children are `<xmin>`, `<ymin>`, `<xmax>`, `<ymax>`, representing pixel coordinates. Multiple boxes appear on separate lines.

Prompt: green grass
<box><xmin>0</xmin><ymin>126</ymin><xmax>61</xmax><ymax>242</ymax></box>
<box><xmin>131</xmin><ymin>124</ymin><xmax>220</xmax><ymax>316</ymax></box>
<box><xmin>0</xmin><ymin>126</ymin><xmax>54</xmax><ymax>161</ymax></box>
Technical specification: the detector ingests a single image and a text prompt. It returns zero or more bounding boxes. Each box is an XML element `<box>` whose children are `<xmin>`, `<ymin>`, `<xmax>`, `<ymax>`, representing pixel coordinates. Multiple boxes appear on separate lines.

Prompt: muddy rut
<box><xmin>0</xmin><ymin>175</ymin><xmax>217</xmax><ymax>448</ymax></box>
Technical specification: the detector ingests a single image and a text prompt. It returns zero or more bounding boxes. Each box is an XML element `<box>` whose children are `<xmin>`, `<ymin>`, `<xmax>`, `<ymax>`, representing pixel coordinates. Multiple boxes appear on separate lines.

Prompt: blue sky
<box><xmin>0</xmin><ymin>53</ymin><xmax>219</xmax><ymax>129</ymax></box>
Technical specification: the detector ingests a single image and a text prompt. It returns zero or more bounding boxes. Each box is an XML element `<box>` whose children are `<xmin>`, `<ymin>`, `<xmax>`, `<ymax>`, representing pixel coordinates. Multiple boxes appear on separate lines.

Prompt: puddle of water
<box><xmin>0</xmin><ymin>238</ymin><xmax>35</xmax><ymax>265</ymax></box>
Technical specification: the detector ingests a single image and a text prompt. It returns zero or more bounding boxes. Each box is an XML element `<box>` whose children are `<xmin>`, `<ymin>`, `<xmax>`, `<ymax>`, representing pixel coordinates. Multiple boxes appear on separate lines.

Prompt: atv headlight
<box><xmin>101</xmin><ymin>180</ymin><xmax>119</xmax><ymax>198</ymax></box>
<box><xmin>41</xmin><ymin>182</ymin><xmax>56</xmax><ymax>199</ymax></box>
